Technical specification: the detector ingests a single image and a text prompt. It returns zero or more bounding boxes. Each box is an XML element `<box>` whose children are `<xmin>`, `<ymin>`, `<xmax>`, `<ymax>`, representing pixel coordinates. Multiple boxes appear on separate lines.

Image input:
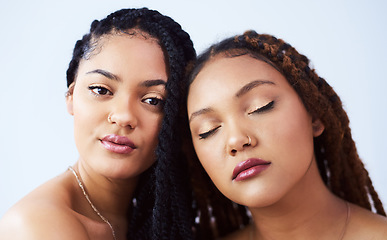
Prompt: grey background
<box><xmin>1</xmin><ymin>0</ymin><xmax>386</xmax><ymax>217</ymax></box>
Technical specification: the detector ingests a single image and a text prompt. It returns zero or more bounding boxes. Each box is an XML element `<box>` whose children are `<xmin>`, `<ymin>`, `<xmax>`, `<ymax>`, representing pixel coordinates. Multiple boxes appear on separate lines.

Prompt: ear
<box><xmin>312</xmin><ymin>118</ymin><xmax>324</xmax><ymax>137</ymax></box>
<box><xmin>66</xmin><ymin>83</ymin><xmax>75</xmax><ymax>116</ymax></box>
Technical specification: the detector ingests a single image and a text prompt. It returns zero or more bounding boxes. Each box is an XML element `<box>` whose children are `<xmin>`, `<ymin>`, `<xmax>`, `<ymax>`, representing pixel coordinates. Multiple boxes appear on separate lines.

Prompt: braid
<box><xmin>128</xmin><ymin>168</ymin><xmax>155</xmax><ymax>239</ymax></box>
<box><xmin>66</xmin><ymin>8</ymin><xmax>196</xmax><ymax>239</ymax></box>
<box><xmin>148</xmin><ymin>17</ymin><xmax>195</xmax><ymax>240</ymax></box>
<box><xmin>187</xmin><ymin>30</ymin><xmax>385</xmax><ymax>238</ymax></box>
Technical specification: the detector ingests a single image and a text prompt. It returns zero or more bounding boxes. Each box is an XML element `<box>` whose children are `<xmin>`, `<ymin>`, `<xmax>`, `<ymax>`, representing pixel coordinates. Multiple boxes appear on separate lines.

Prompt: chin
<box><xmin>230</xmin><ymin>190</ymin><xmax>284</xmax><ymax>209</ymax></box>
<box><xmin>110</xmin><ymin>167</ymin><xmax>149</xmax><ymax>180</ymax></box>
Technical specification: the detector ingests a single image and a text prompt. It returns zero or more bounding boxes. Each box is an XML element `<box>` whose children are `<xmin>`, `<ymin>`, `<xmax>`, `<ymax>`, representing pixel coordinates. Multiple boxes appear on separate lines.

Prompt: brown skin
<box><xmin>188</xmin><ymin>55</ymin><xmax>387</xmax><ymax>240</ymax></box>
<box><xmin>0</xmin><ymin>166</ymin><xmax>130</xmax><ymax>240</ymax></box>
<box><xmin>0</xmin><ymin>34</ymin><xmax>168</xmax><ymax>240</ymax></box>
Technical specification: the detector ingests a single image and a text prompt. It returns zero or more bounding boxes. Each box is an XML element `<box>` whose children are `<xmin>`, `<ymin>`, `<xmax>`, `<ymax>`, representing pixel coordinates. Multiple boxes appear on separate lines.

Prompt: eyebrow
<box><xmin>235</xmin><ymin>80</ymin><xmax>275</xmax><ymax>98</ymax></box>
<box><xmin>189</xmin><ymin>108</ymin><xmax>214</xmax><ymax>123</ymax></box>
<box><xmin>86</xmin><ymin>69</ymin><xmax>119</xmax><ymax>81</ymax></box>
<box><xmin>189</xmin><ymin>80</ymin><xmax>275</xmax><ymax>123</ymax></box>
<box><xmin>139</xmin><ymin>79</ymin><xmax>167</xmax><ymax>88</ymax></box>
<box><xmin>86</xmin><ymin>69</ymin><xmax>167</xmax><ymax>87</ymax></box>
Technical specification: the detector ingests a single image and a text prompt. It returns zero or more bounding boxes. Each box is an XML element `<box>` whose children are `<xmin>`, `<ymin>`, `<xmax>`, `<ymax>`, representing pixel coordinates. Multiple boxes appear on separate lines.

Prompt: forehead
<box><xmin>92</xmin><ymin>29</ymin><xmax>159</xmax><ymax>52</ymax></box>
<box><xmin>76</xmin><ymin>34</ymin><xmax>168</xmax><ymax>84</ymax></box>
<box><xmin>188</xmin><ymin>55</ymin><xmax>286</xmax><ymax>104</ymax></box>
<box><xmin>84</xmin><ymin>28</ymin><xmax>162</xmax><ymax>59</ymax></box>
<box><xmin>82</xmin><ymin>34</ymin><xmax>164</xmax><ymax>64</ymax></box>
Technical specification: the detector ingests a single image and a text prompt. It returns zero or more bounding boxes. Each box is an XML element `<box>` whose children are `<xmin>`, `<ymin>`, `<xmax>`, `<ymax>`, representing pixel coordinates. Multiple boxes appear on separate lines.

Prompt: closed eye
<box><xmin>248</xmin><ymin>100</ymin><xmax>274</xmax><ymax>115</ymax></box>
<box><xmin>199</xmin><ymin>126</ymin><xmax>221</xmax><ymax>139</ymax></box>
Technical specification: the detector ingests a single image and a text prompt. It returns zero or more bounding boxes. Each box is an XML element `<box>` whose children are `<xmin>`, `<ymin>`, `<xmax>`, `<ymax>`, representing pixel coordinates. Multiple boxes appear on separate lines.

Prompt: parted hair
<box><xmin>185</xmin><ymin>30</ymin><xmax>386</xmax><ymax>239</ymax></box>
<box><xmin>66</xmin><ymin>8</ymin><xmax>196</xmax><ymax>240</ymax></box>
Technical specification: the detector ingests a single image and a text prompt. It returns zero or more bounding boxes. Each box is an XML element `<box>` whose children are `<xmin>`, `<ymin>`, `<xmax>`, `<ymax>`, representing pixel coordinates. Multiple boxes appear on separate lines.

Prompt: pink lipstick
<box><xmin>232</xmin><ymin>158</ymin><xmax>271</xmax><ymax>181</ymax></box>
<box><xmin>100</xmin><ymin>134</ymin><xmax>136</xmax><ymax>154</ymax></box>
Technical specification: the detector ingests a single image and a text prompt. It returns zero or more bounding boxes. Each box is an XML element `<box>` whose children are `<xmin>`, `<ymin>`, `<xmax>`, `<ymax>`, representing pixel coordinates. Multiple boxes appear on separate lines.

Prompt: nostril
<box><xmin>231</xmin><ymin>149</ymin><xmax>237</xmax><ymax>154</ymax></box>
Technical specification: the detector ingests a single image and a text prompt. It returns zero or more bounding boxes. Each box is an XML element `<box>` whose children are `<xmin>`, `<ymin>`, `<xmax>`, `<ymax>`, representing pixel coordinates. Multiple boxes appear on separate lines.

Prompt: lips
<box><xmin>100</xmin><ymin>134</ymin><xmax>136</xmax><ymax>154</ymax></box>
<box><xmin>232</xmin><ymin>158</ymin><xmax>271</xmax><ymax>181</ymax></box>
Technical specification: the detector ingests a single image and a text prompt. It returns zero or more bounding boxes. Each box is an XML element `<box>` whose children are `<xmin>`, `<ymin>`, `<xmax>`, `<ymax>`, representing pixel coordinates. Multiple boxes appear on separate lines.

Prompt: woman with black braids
<box><xmin>0</xmin><ymin>8</ymin><xmax>195</xmax><ymax>240</ymax></box>
<box><xmin>186</xmin><ymin>31</ymin><xmax>387</xmax><ymax>239</ymax></box>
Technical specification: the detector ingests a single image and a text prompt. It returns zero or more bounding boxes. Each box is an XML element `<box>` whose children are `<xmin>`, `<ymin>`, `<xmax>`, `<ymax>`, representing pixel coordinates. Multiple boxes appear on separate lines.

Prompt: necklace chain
<box><xmin>68</xmin><ymin>166</ymin><xmax>117</xmax><ymax>240</ymax></box>
<box><xmin>249</xmin><ymin>202</ymin><xmax>350</xmax><ymax>240</ymax></box>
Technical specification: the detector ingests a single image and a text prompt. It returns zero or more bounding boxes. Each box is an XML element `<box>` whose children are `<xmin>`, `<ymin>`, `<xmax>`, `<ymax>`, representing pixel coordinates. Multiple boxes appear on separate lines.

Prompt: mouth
<box><xmin>232</xmin><ymin>158</ymin><xmax>271</xmax><ymax>181</ymax></box>
<box><xmin>100</xmin><ymin>134</ymin><xmax>136</xmax><ymax>154</ymax></box>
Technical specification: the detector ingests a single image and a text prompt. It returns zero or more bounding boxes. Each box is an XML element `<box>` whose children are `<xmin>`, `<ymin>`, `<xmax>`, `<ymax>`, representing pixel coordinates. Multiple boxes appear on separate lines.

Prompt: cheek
<box><xmin>72</xmin><ymin>98</ymin><xmax>100</xmax><ymax>137</ymax></box>
<box><xmin>268</xmin><ymin>98</ymin><xmax>314</xmax><ymax>146</ymax></box>
<box><xmin>192</xmin><ymin>141</ymin><xmax>208</xmax><ymax>166</ymax></box>
<box><xmin>282</xmin><ymin>112</ymin><xmax>313</xmax><ymax>150</ymax></box>
<box><xmin>142</xmin><ymin>114</ymin><xmax>163</xmax><ymax>145</ymax></box>
<box><xmin>193</xmin><ymin>140</ymin><xmax>226</xmax><ymax>184</ymax></box>
<box><xmin>267</xmin><ymin>106</ymin><xmax>315</xmax><ymax>177</ymax></box>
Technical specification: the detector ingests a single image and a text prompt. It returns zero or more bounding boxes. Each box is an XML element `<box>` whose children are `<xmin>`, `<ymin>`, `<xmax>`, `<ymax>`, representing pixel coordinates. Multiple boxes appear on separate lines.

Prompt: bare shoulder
<box><xmin>0</xmin><ymin>201</ymin><xmax>88</xmax><ymax>240</ymax></box>
<box><xmin>346</xmin><ymin>203</ymin><xmax>387</xmax><ymax>239</ymax></box>
<box><xmin>0</xmin><ymin>173</ymin><xmax>89</xmax><ymax>240</ymax></box>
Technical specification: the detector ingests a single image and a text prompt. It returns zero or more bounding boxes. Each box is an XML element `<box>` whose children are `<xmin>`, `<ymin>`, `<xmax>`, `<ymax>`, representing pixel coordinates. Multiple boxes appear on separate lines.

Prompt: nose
<box><xmin>226</xmin><ymin>126</ymin><xmax>254</xmax><ymax>156</ymax></box>
<box><xmin>108</xmin><ymin>97</ymin><xmax>137</xmax><ymax>129</ymax></box>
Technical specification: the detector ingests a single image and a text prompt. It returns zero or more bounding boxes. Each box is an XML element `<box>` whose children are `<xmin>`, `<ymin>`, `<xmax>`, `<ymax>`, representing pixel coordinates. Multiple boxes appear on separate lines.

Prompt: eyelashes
<box><xmin>88</xmin><ymin>85</ymin><xmax>165</xmax><ymax>107</ymax></box>
<box><xmin>142</xmin><ymin>97</ymin><xmax>165</xmax><ymax>106</ymax></box>
<box><xmin>199</xmin><ymin>126</ymin><xmax>221</xmax><ymax>139</ymax></box>
<box><xmin>248</xmin><ymin>100</ymin><xmax>274</xmax><ymax>115</ymax></box>
<box><xmin>197</xmin><ymin>100</ymin><xmax>275</xmax><ymax>140</ymax></box>
<box><xmin>88</xmin><ymin>85</ymin><xmax>112</xmax><ymax>96</ymax></box>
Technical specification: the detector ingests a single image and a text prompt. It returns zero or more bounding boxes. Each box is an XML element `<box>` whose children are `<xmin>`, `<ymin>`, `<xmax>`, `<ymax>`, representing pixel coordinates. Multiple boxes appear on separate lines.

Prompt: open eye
<box><xmin>199</xmin><ymin>126</ymin><xmax>221</xmax><ymax>140</ymax></box>
<box><xmin>248</xmin><ymin>100</ymin><xmax>275</xmax><ymax>115</ymax></box>
<box><xmin>88</xmin><ymin>85</ymin><xmax>112</xmax><ymax>96</ymax></box>
<box><xmin>142</xmin><ymin>97</ymin><xmax>165</xmax><ymax>106</ymax></box>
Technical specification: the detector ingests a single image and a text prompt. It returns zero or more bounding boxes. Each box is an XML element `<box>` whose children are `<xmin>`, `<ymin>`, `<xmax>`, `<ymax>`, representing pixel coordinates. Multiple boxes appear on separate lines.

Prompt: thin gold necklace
<box><xmin>68</xmin><ymin>166</ymin><xmax>117</xmax><ymax>240</ymax></box>
<box><xmin>249</xmin><ymin>202</ymin><xmax>350</xmax><ymax>240</ymax></box>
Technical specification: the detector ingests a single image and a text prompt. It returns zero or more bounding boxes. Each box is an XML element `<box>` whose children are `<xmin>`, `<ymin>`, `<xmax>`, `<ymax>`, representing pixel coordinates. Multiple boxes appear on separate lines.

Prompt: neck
<box><xmin>248</xmin><ymin>160</ymin><xmax>349</xmax><ymax>240</ymax></box>
<box><xmin>71</xmin><ymin>160</ymin><xmax>138</xmax><ymax>223</ymax></box>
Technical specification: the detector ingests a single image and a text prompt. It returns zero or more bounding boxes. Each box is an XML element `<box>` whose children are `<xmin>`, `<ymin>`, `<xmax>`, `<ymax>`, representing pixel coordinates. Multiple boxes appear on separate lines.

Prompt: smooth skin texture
<box><xmin>187</xmin><ymin>55</ymin><xmax>387</xmax><ymax>239</ymax></box>
<box><xmin>0</xmin><ymin>34</ymin><xmax>168</xmax><ymax>240</ymax></box>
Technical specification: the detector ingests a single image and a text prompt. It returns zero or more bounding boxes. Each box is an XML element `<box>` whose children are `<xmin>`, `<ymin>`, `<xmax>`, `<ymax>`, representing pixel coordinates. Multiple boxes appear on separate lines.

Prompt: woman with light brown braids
<box><xmin>185</xmin><ymin>30</ymin><xmax>387</xmax><ymax>239</ymax></box>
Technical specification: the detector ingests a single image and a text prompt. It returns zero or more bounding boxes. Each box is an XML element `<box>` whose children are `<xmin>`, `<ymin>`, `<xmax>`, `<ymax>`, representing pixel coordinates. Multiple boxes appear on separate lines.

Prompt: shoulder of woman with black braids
<box><xmin>0</xmin><ymin>7</ymin><xmax>196</xmax><ymax>240</ymax></box>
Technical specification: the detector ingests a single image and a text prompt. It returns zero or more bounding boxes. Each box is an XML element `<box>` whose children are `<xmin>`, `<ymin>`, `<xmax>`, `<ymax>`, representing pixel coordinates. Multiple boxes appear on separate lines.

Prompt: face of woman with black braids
<box><xmin>187</xmin><ymin>54</ymin><xmax>325</xmax><ymax>207</ymax></box>
<box><xmin>66</xmin><ymin>32</ymin><xmax>168</xmax><ymax>180</ymax></box>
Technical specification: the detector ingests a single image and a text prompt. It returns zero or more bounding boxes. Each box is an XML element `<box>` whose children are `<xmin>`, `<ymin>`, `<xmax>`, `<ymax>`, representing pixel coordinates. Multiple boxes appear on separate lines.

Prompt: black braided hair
<box><xmin>185</xmin><ymin>30</ymin><xmax>385</xmax><ymax>239</ymax></box>
<box><xmin>66</xmin><ymin>8</ymin><xmax>196</xmax><ymax>240</ymax></box>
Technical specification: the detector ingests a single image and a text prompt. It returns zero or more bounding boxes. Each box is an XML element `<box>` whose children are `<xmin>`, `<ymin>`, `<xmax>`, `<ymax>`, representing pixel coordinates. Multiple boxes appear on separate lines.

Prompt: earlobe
<box><xmin>312</xmin><ymin>118</ymin><xmax>325</xmax><ymax>137</ymax></box>
<box><xmin>66</xmin><ymin>94</ymin><xmax>74</xmax><ymax>116</ymax></box>
<box><xmin>66</xmin><ymin>83</ymin><xmax>75</xmax><ymax>116</ymax></box>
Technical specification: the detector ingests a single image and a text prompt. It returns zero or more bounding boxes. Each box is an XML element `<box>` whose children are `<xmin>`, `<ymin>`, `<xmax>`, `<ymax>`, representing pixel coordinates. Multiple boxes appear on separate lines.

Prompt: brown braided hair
<box><xmin>185</xmin><ymin>30</ymin><xmax>385</xmax><ymax>239</ymax></box>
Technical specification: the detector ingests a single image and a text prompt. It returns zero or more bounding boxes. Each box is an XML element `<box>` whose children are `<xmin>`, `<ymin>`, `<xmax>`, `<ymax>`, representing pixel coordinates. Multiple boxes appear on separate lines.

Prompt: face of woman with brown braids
<box><xmin>187</xmin><ymin>54</ymin><xmax>325</xmax><ymax>207</ymax></box>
